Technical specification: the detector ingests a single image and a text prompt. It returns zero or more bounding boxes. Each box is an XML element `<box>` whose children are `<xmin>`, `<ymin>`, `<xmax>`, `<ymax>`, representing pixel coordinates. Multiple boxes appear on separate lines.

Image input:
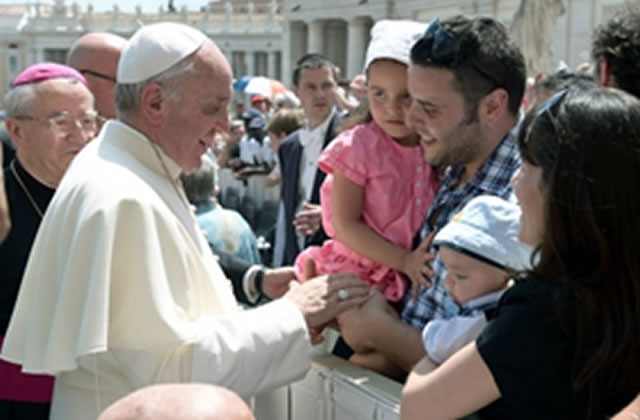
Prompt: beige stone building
<box><xmin>0</xmin><ymin>0</ymin><xmax>284</xmax><ymax>105</ymax></box>
<box><xmin>281</xmin><ymin>0</ymin><xmax>631</xmax><ymax>84</ymax></box>
<box><xmin>0</xmin><ymin>0</ymin><xmax>632</xmax><ymax>104</ymax></box>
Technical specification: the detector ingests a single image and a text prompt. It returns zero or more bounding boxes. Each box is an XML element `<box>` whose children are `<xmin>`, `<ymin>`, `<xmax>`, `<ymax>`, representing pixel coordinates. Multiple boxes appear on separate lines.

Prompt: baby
<box><xmin>423</xmin><ymin>195</ymin><xmax>532</xmax><ymax>365</ymax></box>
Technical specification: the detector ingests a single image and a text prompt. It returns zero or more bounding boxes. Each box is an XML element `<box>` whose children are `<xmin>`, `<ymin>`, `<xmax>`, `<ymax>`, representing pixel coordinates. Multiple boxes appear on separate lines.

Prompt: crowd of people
<box><xmin>0</xmin><ymin>6</ymin><xmax>638</xmax><ymax>420</ymax></box>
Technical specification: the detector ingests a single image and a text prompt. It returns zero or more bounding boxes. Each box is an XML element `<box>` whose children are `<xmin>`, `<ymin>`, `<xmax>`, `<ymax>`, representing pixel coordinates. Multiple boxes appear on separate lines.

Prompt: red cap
<box><xmin>12</xmin><ymin>62</ymin><xmax>87</xmax><ymax>88</ymax></box>
<box><xmin>251</xmin><ymin>95</ymin><xmax>265</xmax><ymax>105</ymax></box>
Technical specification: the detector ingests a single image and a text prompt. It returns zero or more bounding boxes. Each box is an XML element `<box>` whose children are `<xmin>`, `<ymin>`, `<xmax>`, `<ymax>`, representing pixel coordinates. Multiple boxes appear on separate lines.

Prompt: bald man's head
<box><xmin>98</xmin><ymin>383</ymin><xmax>254</xmax><ymax>420</ymax></box>
<box><xmin>68</xmin><ymin>32</ymin><xmax>127</xmax><ymax>119</ymax></box>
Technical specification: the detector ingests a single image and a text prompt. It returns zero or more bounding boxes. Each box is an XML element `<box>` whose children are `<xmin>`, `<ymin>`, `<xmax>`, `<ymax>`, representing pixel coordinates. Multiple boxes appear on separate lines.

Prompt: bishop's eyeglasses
<box><xmin>13</xmin><ymin>110</ymin><xmax>100</xmax><ymax>136</ymax></box>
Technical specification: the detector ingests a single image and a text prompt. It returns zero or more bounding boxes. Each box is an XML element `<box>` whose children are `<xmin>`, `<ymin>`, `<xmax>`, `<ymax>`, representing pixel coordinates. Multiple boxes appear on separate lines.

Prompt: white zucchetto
<box><xmin>117</xmin><ymin>22</ymin><xmax>206</xmax><ymax>84</ymax></box>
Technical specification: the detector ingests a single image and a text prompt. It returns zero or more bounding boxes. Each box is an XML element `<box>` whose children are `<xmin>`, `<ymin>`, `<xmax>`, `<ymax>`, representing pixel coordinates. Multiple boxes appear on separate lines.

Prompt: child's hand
<box><xmin>293</xmin><ymin>203</ymin><xmax>322</xmax><ymax>236</ymax></box>
<box><xmin>301</xmin><ymin>258</ymin><xmax>317</xmax><ymax>283</ymax></box>
<box><xmin>401</xmin><ymin>231</ymin><xmax>436</xmax><ymax>301</ymax></box>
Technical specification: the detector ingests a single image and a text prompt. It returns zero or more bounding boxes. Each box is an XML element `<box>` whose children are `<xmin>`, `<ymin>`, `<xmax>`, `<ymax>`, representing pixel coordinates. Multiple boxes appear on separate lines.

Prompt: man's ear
<box><xmin>481</xmin><ymin>88</ymin><xmax>509</xmax><ymax>125</ymax></box>
<box><xmin>598</xmin><ymin>57</ymin><xmax>614</xmax><ymax>87</ymax></box>
<box><xmin>139</xmin><ymin>83</ymin><xmax>167</xmax><ymax>125</ymax></box>
<box><xmin>4</xmin><ymin>118</ymin><xmax>24</xmax><ymax>149</ymax></box>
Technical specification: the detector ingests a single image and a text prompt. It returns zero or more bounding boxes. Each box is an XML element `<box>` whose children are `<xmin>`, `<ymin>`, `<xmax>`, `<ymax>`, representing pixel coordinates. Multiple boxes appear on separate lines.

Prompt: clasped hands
<box><xmin>260</xmin><ymin>260</ymin><xmax>371</xmax><ymax>344</ymax></box>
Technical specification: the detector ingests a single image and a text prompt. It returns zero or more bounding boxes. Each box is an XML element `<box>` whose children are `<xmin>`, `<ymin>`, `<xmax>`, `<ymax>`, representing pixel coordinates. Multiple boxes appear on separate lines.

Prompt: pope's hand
<box><xmin>284</xmin><ymin>272</ymin><xmax>370</xmax><ymax>329</ymax></box>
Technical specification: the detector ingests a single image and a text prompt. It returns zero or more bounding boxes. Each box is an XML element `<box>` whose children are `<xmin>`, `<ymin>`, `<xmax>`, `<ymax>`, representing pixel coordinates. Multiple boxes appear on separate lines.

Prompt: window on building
<box><xmin>255</xmin><ymin>52</ymin><xmax>267</xmax><ymax>76</ymax></box>
<box><xmin>6</xmin><ymin>44</ymin><xmax>21</xmax><ymax>88</ymax></box>
<box><xmin>44</xmin><ymin>48</ymin><xmax>69</xmax><ymax>64</ymax></box>
<box><xmin>274</xmin><ymin>51</ymin><xmax>282</xmax><ymax>81</ymax></box>
<box><xmin>232</xmin><ymin>51</ymin><xmax>247</xmax><ymax>78</ymax></box>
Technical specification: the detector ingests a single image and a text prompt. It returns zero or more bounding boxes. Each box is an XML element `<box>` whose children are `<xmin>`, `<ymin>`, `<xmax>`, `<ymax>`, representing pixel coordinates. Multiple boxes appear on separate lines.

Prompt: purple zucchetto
<box><xmin>11</xmin><ymin>62</ymin><xmax>87</xmax><ymax>88</ymax></box>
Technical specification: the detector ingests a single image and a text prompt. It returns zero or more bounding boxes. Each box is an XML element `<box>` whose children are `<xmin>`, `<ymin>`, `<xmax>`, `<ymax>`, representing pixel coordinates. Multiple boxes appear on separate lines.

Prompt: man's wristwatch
<box><xmin>254</xmin><ymin>268</ymin><xmax>265</xmax><ymax>298</ymax></box>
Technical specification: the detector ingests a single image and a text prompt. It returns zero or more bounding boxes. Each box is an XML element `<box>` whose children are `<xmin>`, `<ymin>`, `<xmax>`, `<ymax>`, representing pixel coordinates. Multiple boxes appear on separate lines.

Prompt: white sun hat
<box><xmin>363</xmin><ymin>19</ymin><xmax>428</xmax><ymax>71</ymax></box>
<box><xmin>434</xmin><ymin>195</ymin><xmax>533</xmax><ymax>271</ymax></box>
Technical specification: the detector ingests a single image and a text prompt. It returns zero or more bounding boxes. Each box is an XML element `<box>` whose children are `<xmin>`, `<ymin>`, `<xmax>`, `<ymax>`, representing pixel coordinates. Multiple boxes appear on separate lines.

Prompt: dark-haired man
<box><xmin>591</xmin><ymin>7</ymin><xmax>640</xmax><ymax>99</ymax></box>
<box><xmin>273</xmin><ymin>54</ymin><xmax>341</xmax><ymax>266</ymax></box>
<box><xmin>592</xmin><ymin>8</ymin><xmax>640</xmax><ymax>418</ymax></box>
<box><xmin>338</xmin><ymin>15</ymin><xmax>526</xmax><ymax>373</ymax></box>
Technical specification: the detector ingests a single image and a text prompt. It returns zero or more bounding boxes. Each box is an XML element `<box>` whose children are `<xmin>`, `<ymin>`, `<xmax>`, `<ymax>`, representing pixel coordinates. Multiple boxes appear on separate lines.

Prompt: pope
<box><xmin>1</xmin><ymin>22</ymin><xmax>369</xmax><ymax>420</ymax></box>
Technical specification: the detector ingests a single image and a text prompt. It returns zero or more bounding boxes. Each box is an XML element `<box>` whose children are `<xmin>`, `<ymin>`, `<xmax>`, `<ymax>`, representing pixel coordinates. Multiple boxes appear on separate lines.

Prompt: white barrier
<box><xmin>254</xmin><ymin>354</ymin><xmax>402</xmax><ymax>420</ymax></box>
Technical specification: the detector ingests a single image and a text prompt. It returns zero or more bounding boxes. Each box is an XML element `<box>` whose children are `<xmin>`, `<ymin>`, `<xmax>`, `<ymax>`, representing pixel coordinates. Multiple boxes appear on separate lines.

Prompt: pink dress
<box><xmin>295</xmin><ymin>121</ymin><xmax>439</xmax><ymax>301</ymax></box>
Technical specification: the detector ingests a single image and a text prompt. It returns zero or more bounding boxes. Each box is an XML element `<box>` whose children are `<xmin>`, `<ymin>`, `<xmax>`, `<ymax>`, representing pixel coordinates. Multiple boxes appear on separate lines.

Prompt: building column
<box><xmin>307</xmin><ymin>19</ymin><xmax>324</xmax><ymax>54</ymax></box>
<box><xmin>346</xmin><ymin>17</ymin><xmax>369</xmax><ymax>79</ymax></box>
<box><xmin>246</xmin><ymin>50</ymin><xmax>255</xmax><ymax>76</ymax></box>
<box><xmin>267</xmin><ymin>51</ymin><xmax>277</xmax><ymax>79</ymax></box>
<box><xmin>282</xmin><ymin>21</ymin><xmax>292</xmax><ymax>86</ymax></box>
<box><xmin>591</xmin><ymin>0</ymin><xmax>602</xmax><ymax>30</ymax></box>
<box><xmin>565</xmin><ymin>0</ymin><xmax>574</xmax><ymax>66</ymax></box>
<box><xmin>224</xmin><ymin>49</ymin><xmax>232</xmax><ymax>68</ymax></box>
<box><xmin>0</xmin><ymin>44</ymin><xmax>7</xmax><ymax>89</ymax></box>
<box><xmin>31</xmin><ymin>47</ymin><xmax>42</xmax><ymax>64</ymax></box>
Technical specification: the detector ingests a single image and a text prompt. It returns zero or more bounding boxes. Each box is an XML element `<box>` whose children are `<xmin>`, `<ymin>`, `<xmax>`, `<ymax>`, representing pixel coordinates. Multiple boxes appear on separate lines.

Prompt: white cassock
<box><xmin>1</xmin><ymin>120</ymin><xmax>311</xmax><ymax>419</ymax></box>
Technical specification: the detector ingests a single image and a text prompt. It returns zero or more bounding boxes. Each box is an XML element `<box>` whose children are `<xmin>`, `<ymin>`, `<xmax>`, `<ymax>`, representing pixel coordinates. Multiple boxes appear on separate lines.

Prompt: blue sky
<box><xmin>0</xmin><ymin>0</ymin><xmax>215</xmax><ymax>13</ymax></box>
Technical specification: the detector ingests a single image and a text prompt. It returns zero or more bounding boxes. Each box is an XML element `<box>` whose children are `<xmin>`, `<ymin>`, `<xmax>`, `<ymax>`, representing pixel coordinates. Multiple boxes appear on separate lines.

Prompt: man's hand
<box><xmin>293</xmin><ymin>203</ymin><xmax>322</xmax><ymax>236</ymax></box>
<box><xmin>284</xmin><ymin>272</ymin><xmax>370</xmax><ymax>329</ymax></box>
<box><xmin>337</xmin><ymin>290</ymin><xmax>399</xmax><ymax>353</ymax></box>
<box><xmin>261</xmin><ymin>266</ymin><xmax>297</xmax><ymax>299</ymax></box>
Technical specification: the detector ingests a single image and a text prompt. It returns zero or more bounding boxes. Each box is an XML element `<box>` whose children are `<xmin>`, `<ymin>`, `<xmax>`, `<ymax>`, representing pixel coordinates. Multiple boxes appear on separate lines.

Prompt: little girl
<box><xmin>296</xmin><ymin>20</ymin><xmax>439</xmax><ymax>314</ymax></box>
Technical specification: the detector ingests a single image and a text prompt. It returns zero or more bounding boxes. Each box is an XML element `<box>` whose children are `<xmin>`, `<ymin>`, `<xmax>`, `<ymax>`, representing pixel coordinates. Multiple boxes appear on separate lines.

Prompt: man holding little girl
<box><xmin>330</xmin><ymin>15</ymin><xmax>526</xmax><ymax>376</ymax></box>
<box><xmin>327</xmin><ymin>11</ymin><xmax>640</xmax><ymax>418</ymax></box>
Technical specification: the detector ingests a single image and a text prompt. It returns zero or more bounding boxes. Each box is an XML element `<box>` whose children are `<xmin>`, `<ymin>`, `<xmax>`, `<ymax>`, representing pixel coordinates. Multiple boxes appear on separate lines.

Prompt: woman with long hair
<box><xmin>401</xmin><ymin>86</ymin><xmax>640</xmax><ymax>419</ymax></box>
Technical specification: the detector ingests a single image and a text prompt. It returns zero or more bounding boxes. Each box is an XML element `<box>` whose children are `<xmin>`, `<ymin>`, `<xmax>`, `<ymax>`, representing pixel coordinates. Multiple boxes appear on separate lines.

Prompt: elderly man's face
<box><xmin>9</xmin><ymin>79</ymin><xmax>96</xmax><ymax>186</ymax></box>
<box><xmin>163</xmin><ymin>42</ymin><xmax>232</xmax><ymax>174</ymax></box>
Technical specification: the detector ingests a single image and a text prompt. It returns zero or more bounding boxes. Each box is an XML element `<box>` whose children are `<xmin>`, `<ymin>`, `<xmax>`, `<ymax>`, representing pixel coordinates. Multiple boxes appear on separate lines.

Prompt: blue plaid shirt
<box><xmin>401</xmin><ymin>129</ymin><xmax>521</xmax><ymax>329</ymax></box>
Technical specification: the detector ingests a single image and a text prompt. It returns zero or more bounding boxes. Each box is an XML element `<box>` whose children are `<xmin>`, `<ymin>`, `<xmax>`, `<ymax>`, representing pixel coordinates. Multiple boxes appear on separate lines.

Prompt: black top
<box><xmin>476</xmin><ymin>279</ymin><xmax>638</xmax><ymax>419</ymax></box>
<box><xmin>0</xmin><ymin>159</ymin><xmax>54</xmax><ymax>335</ymax></box>
<box><xmin>1</xmin><ymin>134</ymin><xmax>15</xmax><ymax>168</ymax></box>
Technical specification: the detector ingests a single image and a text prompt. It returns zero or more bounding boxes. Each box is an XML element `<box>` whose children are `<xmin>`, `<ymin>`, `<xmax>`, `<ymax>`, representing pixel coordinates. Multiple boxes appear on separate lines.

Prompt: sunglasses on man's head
<box><xmin>537</xmin><ymin>89</ymin><xmax>568</xmax><ymax>117</ymax></box>
<box><xmin>415</xmin><ymin>19</ymin><xmax>504</xmax><ymax>91</ymax></box>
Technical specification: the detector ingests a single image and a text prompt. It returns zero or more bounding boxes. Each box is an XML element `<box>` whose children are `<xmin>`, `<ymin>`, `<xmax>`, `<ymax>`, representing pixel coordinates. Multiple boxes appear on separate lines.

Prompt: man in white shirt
<box><xmin>273</xmin><ymin>53</ymin><xmax>341</xmax><ymax>266</ymax></box>
<box><xmin>1</xmin><ymin>23</ymin><xmax>369</xmax><ymax>420</ymax></box>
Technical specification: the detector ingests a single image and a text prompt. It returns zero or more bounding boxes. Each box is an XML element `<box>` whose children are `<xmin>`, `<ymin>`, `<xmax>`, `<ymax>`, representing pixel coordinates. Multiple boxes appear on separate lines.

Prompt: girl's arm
<box><xmin>331</xmin><ymin>171</ymin><xmax>434</xmax><ymax>290</ymax></box>
<box><xmin>401</xmin><ymin>342</ymin><xmax>500</xmax><ymax>420</ymax></box>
